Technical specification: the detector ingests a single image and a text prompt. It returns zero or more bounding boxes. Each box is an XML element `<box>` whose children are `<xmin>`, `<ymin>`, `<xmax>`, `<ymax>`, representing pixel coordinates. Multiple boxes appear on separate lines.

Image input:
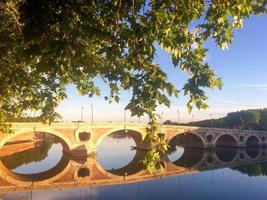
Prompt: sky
<box><xmin>56</xmin><ymin>14</ymin><xmax>267</xmax><ymax>123</ymax></box>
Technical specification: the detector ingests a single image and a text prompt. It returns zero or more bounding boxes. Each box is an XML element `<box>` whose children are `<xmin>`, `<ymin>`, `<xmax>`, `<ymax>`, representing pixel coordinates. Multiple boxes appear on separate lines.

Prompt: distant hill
<box><xmin>164</xmin><ymin>108</ymin><xmax>267</xmax><ymax>131</ymax></box>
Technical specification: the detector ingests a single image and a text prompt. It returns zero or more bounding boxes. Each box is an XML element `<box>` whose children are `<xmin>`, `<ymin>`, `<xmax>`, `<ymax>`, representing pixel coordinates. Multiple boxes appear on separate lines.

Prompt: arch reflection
<box><xmin>246</xmin><ymin>135</ymin><xmax>260</xmax><ymax>147</ymax></box>
<box><xmin>0</xmin><ymin>133</ymin><xmax>73</xmax><ymax>182</ymax></box>
<box><xmin>215</xmin><ymin>147</ymin><xmax>238</xmax><ymax>163</ymax></box>
<box><xmin>215</xmin><ymin>134</ymin><xmax>238</xmax><ymax>147</ymax></box>
<box><xmin>246</xmin><ymin>147</ymin><xmax>260</xmax><ymax>159</ymax></box>
<box><xmin>107</xmin><ymin>149</ymin><xmax>146</xmax><ymax>176</ymax></box>
<box><xmin>168</xmin><ymin>135</ymin><xmax>205</xmax><ymax>168</ymax></box>
<box><xmin>172</xmin><ymin>148</ymin><xmax>205</xmax><ymax>168</ymax></box>
<box><xmin>97</xmin><ymin>130</ymin><xmax>147</xmax><ymax>176</ymax></box>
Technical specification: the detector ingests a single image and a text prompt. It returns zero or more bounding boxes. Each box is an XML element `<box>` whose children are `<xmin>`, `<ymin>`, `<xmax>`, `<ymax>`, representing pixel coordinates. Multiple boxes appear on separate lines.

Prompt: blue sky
<box><xmin>56</xmin><ymin>14</ymin><xmax>267</xmax><ymax>123</ymax></box>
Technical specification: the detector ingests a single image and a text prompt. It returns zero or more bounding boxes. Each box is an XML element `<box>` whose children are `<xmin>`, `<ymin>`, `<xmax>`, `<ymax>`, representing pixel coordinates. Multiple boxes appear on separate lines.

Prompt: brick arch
<box><xmin>94</xmin><ymin>127</ymin><xmax>147</xmax><ymax>178</ymax></box>
<box><xmin>246</xmin><ymin>135</ymin><xmax>261</xmax><ymax>147</ymax></box>
<box><xmin>0</xmin><ymin>128</ymin><xmax>72</xmax><ymax>150</ymax></box>
<box><xmin>94</xmin><ymin>127</ymin><xmax>145</xmax><ymax>147</ymax></box>
<box><xmin>168</xmin><ymin>132</ymin><xmax>206</xmax><ymax>148</ymax></box>
<box><xmin>214</xmin><ymin>134</ymin><xmax>238</xmax><ymax>147</ymax></box>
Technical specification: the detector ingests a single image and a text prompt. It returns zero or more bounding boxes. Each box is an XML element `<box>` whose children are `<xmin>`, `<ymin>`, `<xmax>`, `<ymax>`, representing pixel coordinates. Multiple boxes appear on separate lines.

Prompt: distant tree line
<box><xmin>7</xmin><ymin>116</ymin><xmax>41</xmax><ymax>122</ymax></box>
<box><xmin>164</xmin><ymin>108</ymin><xmax>267</xmax><ymax>131</ymax></box>
<box><xmin>6</xmin><ymin>114</ymin><xmax>62</xmax><ymax>123</ymax></box>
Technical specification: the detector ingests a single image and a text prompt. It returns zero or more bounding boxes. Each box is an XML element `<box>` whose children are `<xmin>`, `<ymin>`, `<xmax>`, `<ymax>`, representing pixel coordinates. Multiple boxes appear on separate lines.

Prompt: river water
<box><xmin>1</xmin><ymin>132</ymin><xmax>267</xmax><ymax>200</ymax></box>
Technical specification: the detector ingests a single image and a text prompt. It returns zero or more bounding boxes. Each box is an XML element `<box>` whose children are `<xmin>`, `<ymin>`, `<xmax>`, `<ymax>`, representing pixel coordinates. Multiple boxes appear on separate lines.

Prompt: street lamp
<box><xmin>124</xmin><ymin>109</ymin><xmax>126</xmax><ymax>123</ymax></box>
<box><xmin>161</xmin><ymin>111</ymin><xmax>164</xmax><ymax>125</ymax></box>
<box><xmin>210</xmin><ymin>113</ymin><xmax>213</xmax><ymax>127</ymax></box>
<box><xmin>81</xmin><ymin>106</ymin><xmax>84</xmax><ymax>122</ymax></box>
<box><xmin>240</xmin><ymin>117</ymin><xmax>244</xmax><ymax>130</ymax></box>
<box><xmin>91</xmin><ymin>104</ymin><xmax>94</xmax><ymax>124</ymax></box>
<box><xmin>177</xmin><ymin>109</ymin><xmax>180</xmax><ymax>124</ymax></box>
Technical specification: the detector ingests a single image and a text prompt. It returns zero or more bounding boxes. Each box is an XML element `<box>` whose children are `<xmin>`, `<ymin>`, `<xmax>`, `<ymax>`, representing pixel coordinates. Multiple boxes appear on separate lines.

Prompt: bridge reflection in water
<box><xmin>1</xmin><ymin>131</ymin><xmax>267</xmax><ymax>194</ymax></box>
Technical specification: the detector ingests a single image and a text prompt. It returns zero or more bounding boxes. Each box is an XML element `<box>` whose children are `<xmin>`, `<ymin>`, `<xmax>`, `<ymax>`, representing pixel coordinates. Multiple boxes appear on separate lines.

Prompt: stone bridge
<box><xmin>1</xmin><ymin>123</ymin><xmax>267</xmax><ymax>193</ymax></box>
<box><xmin>0</xmin><ymin>147</ymin><xmax>267</xmax><ymax>193</ymax></box>
<box><xmin>1</xmin><ymin>123</ymin><xmax>267</xmax><ymax>156</ymax></box>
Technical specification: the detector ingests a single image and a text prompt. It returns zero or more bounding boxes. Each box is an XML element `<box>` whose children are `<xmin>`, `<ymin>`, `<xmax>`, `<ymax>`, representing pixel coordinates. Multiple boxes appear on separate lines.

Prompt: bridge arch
<box><xmin>168</xmin><ymin>132</ymin><xmax>205</xmax><ymax>148</ymax></box>
<box><xmin>246</xmin><ymin>135</ymin><xmax>260</xmax><ymax>147</ymax></box>
<box><xmin>215</xmin><ymin>134</ymin><xmax>238</xmax><ymax>147</ymax></box>
<box><xmin>94</xmin><ymin>127</ymin><xmax>145</xmax><ymax>148</ymax></box>
<box><xmin>0</xmin><ymin>128</ymin><xmax>73</xmax><ymax>150</ymax></box>
<box><xmin>0</xmin><ymin>128</ymin><xmax>76</xmax><ymax>185</ymax></box>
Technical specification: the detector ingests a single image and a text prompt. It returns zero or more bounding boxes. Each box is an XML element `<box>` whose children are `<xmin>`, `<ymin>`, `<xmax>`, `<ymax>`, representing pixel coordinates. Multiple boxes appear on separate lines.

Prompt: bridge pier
<box><xmin>87</xmin><ymin>145</ymin><xmax>97</xmax><ymax>157</ymax></box>
<box><xmin>67</xmin><ymin>144</ymin><xmax>97</xmax><ymax>157</ymax></box>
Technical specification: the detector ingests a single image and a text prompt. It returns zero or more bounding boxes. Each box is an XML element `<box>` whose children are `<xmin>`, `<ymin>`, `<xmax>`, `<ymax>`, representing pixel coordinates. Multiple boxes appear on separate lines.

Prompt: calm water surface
<box><xmin>1</xmin><ymin>133</ymin><xmax>267</xmax><ymax>200</ymax></box>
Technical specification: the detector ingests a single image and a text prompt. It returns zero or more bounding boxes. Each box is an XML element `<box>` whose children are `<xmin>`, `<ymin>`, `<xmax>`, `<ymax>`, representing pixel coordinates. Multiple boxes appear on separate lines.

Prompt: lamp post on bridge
<box><xmin>240</xmin><ymin>117</ymin><xmax>244</xmax><ymax>130</ymax></box>
<box><xmin>210</xmin><ymin>113</ymin><xmax>213</xmax><ymax>127</ymax></box>
<box><xmin>177</xmin><ymin>109</ymin><xmax>180</xmax><ymax>125</ymax></box>
<box><xmin>81</xmin><ymin>106</ymin><xmax>84</xmax><ymax>122</ymax></box>
<box><xmin>88</xmin><ymin>93</ymin><xmax>95</xmax><ymax>124</ymax></box>
<box><xmin>91</xmin><ymin>104</ymin><xmax>94</xmax><ymax>124</ymax></box>
<box><xmin>161</xmin><ymin>111</ymin><xmax>164</xmax><ymax>125</ymax></box>
<box><xmin>124</xmin><ymin>109</ymin><xmax>126</xmax><ymax>123</ymax></box>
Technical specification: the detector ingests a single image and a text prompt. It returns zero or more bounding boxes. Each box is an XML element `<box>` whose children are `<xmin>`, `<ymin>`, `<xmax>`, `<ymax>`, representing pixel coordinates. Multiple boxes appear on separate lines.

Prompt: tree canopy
<box><xmin>0</xmin><ymin>0</ymin><xmax>266</xmax><ymax>172</ymax></box>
